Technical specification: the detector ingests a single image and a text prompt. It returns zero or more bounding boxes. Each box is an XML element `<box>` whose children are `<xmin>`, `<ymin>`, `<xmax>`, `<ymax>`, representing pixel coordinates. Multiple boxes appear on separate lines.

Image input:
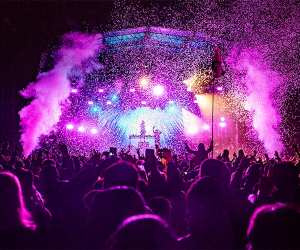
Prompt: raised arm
<box><xmin>185</xmin><ymin>143</ymin><xmax>197</xmax><ymax>155</ymax></box>
<box><xmin>206</xmin><ymin>140</ymin><xmax>213</xmax><ymax>153</ymax></box>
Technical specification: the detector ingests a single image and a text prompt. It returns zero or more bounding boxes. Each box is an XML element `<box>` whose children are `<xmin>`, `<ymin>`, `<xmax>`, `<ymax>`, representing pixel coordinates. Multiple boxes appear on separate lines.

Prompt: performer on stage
<box><xmin>140</xmin><ymin>120</ymin><xmax>146</xmax><ymax>141</ymax></box>
<box><xmin>153</xmin><ymin>126</ymin><xmax>162</xmax><ymax>148</ymax></box>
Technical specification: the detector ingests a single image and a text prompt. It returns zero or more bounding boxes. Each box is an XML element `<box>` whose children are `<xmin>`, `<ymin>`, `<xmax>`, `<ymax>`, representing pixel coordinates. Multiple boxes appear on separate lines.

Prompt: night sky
<box><xmin>0</xmin><ymin>1</ymin><xmax>122</xmax><ymax>141</ymax></box>
<box><xmin>0</xmin><ymin>0</ymin><xmax>180</xmax><ymax>142</ymax></box>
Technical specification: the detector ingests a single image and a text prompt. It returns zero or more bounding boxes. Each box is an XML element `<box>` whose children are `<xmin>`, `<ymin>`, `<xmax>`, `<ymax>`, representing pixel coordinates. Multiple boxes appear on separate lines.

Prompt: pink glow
<box><xmin>71</xmin><ymin>88</ymin><xmax>78</xmax><ymax>93</ymax></box>
<box><xmin>90</xmin><ymin>128</ymin><xmax>98</xmax><ymax>134</ymax></box>
<box><xmin>66</xmin><ymin>123</ymin><xmax>74</xmax><ymax>130</ymax></box>
<box><xmin>98</xmin><ymin>88</ymin><xmax>104</xmax><ymax>93</ymax></box>
<box><xmin>182</xmin><ymin>108</ymin><xmax>202</xmax><ymax>136</ymax></box>
<box><xmin>202</xmin><ymin>124</ymin><xmax>210</xmax><ymax>130</ymax></box>
<box><xmin>19</xmin><ymin>32</ymin><xmax>102</xmax><ymax>156</ymax></box>
<box><xmin>78</xmin><ymin>126</ymin><xmax>86</xmax><ymax>133</ymax></box>
<box><xmin>186</xmin><ymin>124</ymin><xmax>199</xmax><ymax>135</ymax></box>
<box><xmin>219</xmin><ymin>121</ymin><xmax>226</xmax><ymax>128</ymax></box>
<box><xmin>88</xmin><ymin>101</ymin><xmax>94</xmax><ymax>105</ymax></box>
<box><xmin>228</xmin><ymin>49</ymin><xmax>283</xmax><ymax>154</ymax></box>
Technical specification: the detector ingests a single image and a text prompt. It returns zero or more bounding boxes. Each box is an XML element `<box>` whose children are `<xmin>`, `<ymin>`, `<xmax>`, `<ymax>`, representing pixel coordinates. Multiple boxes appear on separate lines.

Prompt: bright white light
<box><xmin>90</xmin><ymin>128</ymin><xmax>98</xmax><ymax>134</ymax></box>
<box><xmin>216</xmin><ymin>86</ymin><xmax>223</xmax><ymax>91</ymax></box>
<box><xmin>183</xmin><ymin>74</ymin><xmax>197</xmax><ymax>92</ymax></box>
<box><xmin>129</xmin><ymin>88</ymin><xmax>136</xmax><ymax>92</ymax></box>
<box><xmin>140</xmin><ymin>76</ymin><xmax>150</xmax><ymax>88</ymax></box>
<box><xmin>186</xmin><ymin>125</ymin><xmax>199</xmax><ymax>135</ymax></box>
<box><xmin>202</xmin><ymin>124</ymin><xmax>210</xmax><ymax>130</ymax></box>
<box><xmin>220</xmin><ymin>116</ymin><xmax>225</xmax><ymax>122</ymax></box>
<box><xmin>219</xmin><ymin>121</ymin><xmax>227</xmax><ymax>128</ymax></box>
<box><xmin>141</xmin><ymin>101</ymin><xmax>147</xmax><ymax>105</ymax></box>
<box><xmin>106</xmin><ymin>100</ymin><xmax>112</xmax><ymax>105</ymax></box>
<box><xmin>71</xmin><ymin>88</ymin><xmax>78</xmax><ymax>93</ymax></box>
<box><xmin>66</xmin><ymin>123</ymin><xmax>74</xmax><ymax>130</ymax></box>
<box><xmin>78</xmin><ymin>126</ymin><xmax>86</xmax><ymax>133</ymax></box>
<box><xmin>88</xmin><ymin>101</ymin><xmax>94</xmax><ymax>105</ymax></box>
<box><xmin>153</xmin><ymin>85</ymin><xmax>165</xmax><ymax>97</ymax></box>
<box><xmin>98</xmin><ymin>88</ymin><xmax>104</xmax><ymax>93</ymax></box>
<box><xmin>244</xmin><ymin>100</ymin><xmax>251</xmax><ymax>111</ymax></box>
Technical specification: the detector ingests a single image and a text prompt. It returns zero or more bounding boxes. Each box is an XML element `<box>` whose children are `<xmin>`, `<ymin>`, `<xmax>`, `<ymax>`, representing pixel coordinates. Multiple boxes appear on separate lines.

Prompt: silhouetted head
<box><xmin>197</xmin><ymin>143</ymin><xmax>205</xmax><ymax>152</ymax></box>
<box><xmin>200</xmin><ymin>159</ymin><xmax>230</xmax><ymax>187</ymax></box>
<box><xmin>149</xmin><ymin>197</ymin><xmax>172</xmax><ymax>222</ymax></box>
<box><xmin>87</xmin><ymin>186</ymin><xmax>146</xmax><ymax>247</ymax></box>
<box><xmin>40</xmin><ymin>159</ymin><xmax>59</xmax><ymax>184</ymax></box>
<box><xmin>59</xmin><ymin>144</ymin><xmax>69</xmax><ymax>156</ymax></box>
<box><xmin>0</xmin><ymin>172</ymin><xmax>35</xmax><ymax>230</ymax></box>
<box><xmin>269</xmin><ymin>162</ymin><xmax>299</xmax><ymax>189</ymax></box>
<box><xmin>104</xmin><ymin>161</ymin><xmax>138</xmax><ymax>188</ymax></box>
<box><xmin>247</xmin><ymin>203</ymin><xmax>300</xmax><ymax>250</ymax></box>
<box><xmin>187</xmin><ymin>177</ymin><xmax>232</xmax><ymax>247</ymax></box>
<box><xmin>109</xmin><ymin>214</ymin><xmax>177</xmax><ymax>250</ymax></box>
<box><xmin>187</xmin><ymin>177</ymin><xmax>226</xmax><ymax>224</ymax></box>
<box><xmin>245</xmin><ymin>163</ymin><xmax>262</xmax><ymax>179</ymax></box>
<box><xmin>222</xmin><ymin>149</ymin><xmax>230</xmax><ymax>159</ymax></box>
<box><xmin>238</xmin><ymin>149</ymin><xmax>245</xmax><ymax>158</ymax></box>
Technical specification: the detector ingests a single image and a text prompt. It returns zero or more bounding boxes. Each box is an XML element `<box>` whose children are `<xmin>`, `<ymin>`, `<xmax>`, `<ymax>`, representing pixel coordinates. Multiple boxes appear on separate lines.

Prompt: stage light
<box><xmin>153</xmin><ymin>85</ymin><xmax>164</xmax><ymax>97</ymax></box>
<box><xmin>90</xmin><ymin>128</ymin><xmax>98</xmax><ymax>134</ymax></box>
<box><xmin>98</xmin><ymin>88</ymin><xmax>104</xmax><ymax>93</ymax></box>
<box><xmin>129</xmin><ymin>88</ymin><xmax>136</xmax><ymax>93</ymax></box>
<box><xmin>219</xmin><ymin>121</ymin><xmax>226</xmax><ymax>128</ymax></box>
<box><xmin>91</xmin><ymin>106</ymin><xmax>100</xmax><ymax>113</ymax></box>
<box><xmin>78</xmin><ymin>126</ymin><xmax>86</xmax><ymax>133</ymax></box>
<box><xmin>66</xmin><ymin>123</ymin><xmax>74</xmax><ymax>130</ymax></box>
<box><xmin>141</xmin><ymin>101</ymin><xmax>147</xmax><ymax>105</ymax></box>
<box><xmin>139</xmin><ymin>76</ymin><xmax>150</xmax><ymax>88</ymax></box>
<box><xmin>202</xmin><ymin>124</ymin><xmax>210</xmax><ymax>130</ymax></box>
<box><xmin>183</xmin><ymin>74</ymin><xmax>197</xmax><ymax>92</ymax></box>
<box><xmin>88</xmin><ymin>101</ymin><xmax>94</xmax><ymax>105</ymax></box>
<box><xmin>106</xmin><ymin>100</ymin><xmax>112</xmax><ymax>105</ymax></box>
<box><xmin>216</xmin><ymin>86</ymin><xmax>223</xmax><ymax>91</ymax></box>
<box><xmin>186</xmin><ymin>125</ymin><xmax>199</xmax><ymax>135</ymax></box>
<box><xmin>71</xmin><ymin>88</ymin><xmax>78</xmax><ymax>93</ymax></box>
<box><xmin>220</xmin><ymin>116</ymin><xmax>225</xmax><ymax>122</ymax></box>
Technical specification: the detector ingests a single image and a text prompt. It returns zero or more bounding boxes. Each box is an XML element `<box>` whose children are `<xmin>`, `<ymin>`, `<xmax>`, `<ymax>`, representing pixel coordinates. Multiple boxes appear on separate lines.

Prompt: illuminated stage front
<box><xmin>56</xmin><ymin>27</ymin><xmax>238</xmax><ymax>154</ymax></box>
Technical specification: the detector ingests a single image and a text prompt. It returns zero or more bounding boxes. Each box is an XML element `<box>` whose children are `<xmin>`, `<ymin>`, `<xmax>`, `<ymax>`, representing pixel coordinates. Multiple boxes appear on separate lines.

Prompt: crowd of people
<box><xmin>0</xmin><ymin>140</ymin><xmax>300</xmax><ymax>250</ymax></box>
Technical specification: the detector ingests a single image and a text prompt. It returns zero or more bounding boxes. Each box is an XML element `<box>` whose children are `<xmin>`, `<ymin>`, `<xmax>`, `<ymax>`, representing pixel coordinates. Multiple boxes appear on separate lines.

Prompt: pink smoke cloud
<box><xmin>19</xmin><ymin>32</ymin><xmax>102</xmax><ymax>156</ymax></box>
<box><xmin>228</xmin><ymin>48</ymin><xmax>283</xmax><ymax>154</ymax></box>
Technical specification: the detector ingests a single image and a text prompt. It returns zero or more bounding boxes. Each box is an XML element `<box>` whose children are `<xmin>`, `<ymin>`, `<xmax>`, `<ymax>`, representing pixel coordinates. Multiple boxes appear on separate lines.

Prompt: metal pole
<box><xmin>211</xmin><ymin>78</ymin><xmax>215</xmax><ymax>158</ymax></box>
